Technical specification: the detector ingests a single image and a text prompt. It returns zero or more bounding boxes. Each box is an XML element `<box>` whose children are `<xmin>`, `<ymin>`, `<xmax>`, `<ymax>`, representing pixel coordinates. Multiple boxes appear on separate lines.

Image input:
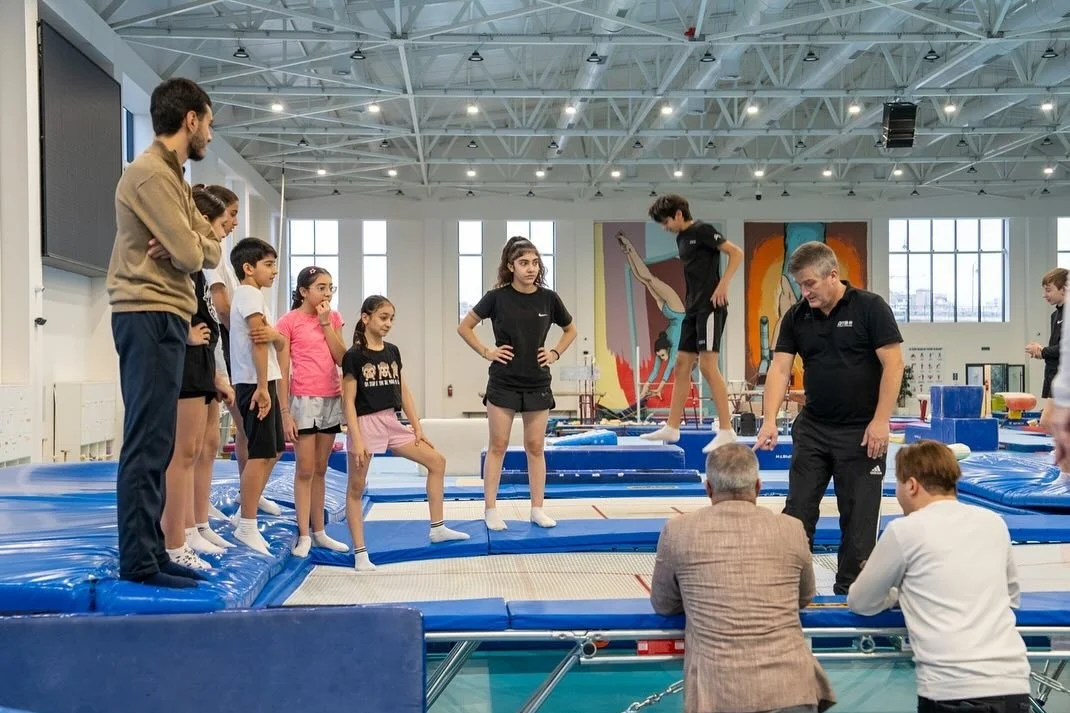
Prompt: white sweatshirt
<box><xmin>847</xmin><ymin>500</ymin><xmax>1031</xmax><ymax>701</ymax></box>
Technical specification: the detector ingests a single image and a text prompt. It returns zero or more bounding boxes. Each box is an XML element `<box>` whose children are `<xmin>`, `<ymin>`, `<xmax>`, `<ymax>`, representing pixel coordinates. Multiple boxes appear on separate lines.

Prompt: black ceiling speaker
<box><xmin>882</xmin><ymin>102</ymin><xmax>917</xmax><ymax>148</ymax></box>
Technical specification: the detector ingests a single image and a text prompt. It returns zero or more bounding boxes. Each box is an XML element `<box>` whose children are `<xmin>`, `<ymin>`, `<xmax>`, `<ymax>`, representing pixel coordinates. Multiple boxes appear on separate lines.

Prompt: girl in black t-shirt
<box><xmin>457</xmin><ymin>236</ymin><xmax>577</xmax><ymax>532</ymax></box>
<box><xmin>341</xmin><ymin>295</ymin><xmax>469</xmax><ymax>571</ymax></box>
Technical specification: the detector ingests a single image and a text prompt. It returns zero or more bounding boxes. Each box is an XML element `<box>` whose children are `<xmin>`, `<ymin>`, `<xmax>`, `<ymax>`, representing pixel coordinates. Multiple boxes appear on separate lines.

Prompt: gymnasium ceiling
<box><xmin>91</xmin><ymin>0</ymin><xmax>1070</xmax><ymax>202</ymax></box>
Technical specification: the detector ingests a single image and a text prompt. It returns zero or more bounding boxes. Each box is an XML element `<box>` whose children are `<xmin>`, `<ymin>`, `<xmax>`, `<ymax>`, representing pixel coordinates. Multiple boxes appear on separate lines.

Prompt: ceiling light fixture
<box><xmin>1042</xmin><ymin>46</ymin><xmax>1058</xmax><ymax>59</ymax></box>
<box><xmin>1042</xmin><ymin>101</ymin><xmax>1055</xmax><ymax>112</ymax></box>
<box><xmin>368</xmin><ymin>103</ymin><xmax>380</xmax><ymax>114</ymax></box>
<box><xmin>893</xmin><ymin>168</ymin><xmax>903</xmax><ymax>176</ymax></box>
<box><xmin>611</xmin><ymin>170</ymin><xmax>621</xmax><ymax>178</ymax></box>
<box><xmin>387</xmin><ymin>169</ymin><xmax>397</xmax><ymax>177</ymax></box>
<box><xmin>753</xmin><ymin>169</ymin><xmax>765</xmax><ymax>177</ymax></box>
<box><xmin>233</xmin><ymin>46</ymin><xmax>249</xmax><ymax>59</ymax></box>
<box><xmin>466</xmin><ymin>103</ymin><xmax>479</xmax><ymax>115</ymax></box>
<box><xmin>564</xmin><ymin>105</ymin><xmax>576</xmax><ymax>115</ymax></box>
<box><xmin>673</xmin><ymin>169</ymin><xmax>683</xmax><ymax>178</ymax></box>
<box><xmin>803</xmin><ymin>49</ymin><xmax>819</xmax><ymax>62</ymax></box>
<box><xmin>700</xmin><ymin>50</ymin><xmax>715</xmax><ymax>63</ymax></box>
<box><xmin>660</xmin><ymin>104</ymin><xmax>673</xmax><ymax>116</ymax></box>
<box><xmin>468</xmin><ymin>50</ymin><xmax>483</xmax><ymax>62</ymax></box>
<box><xmin>924</xmin><ymin>47</ymin><xmax>939</xmax><ymax>61</ymax></box>
<box><xmin>822</xmin><ymin>169</ymin><xmax>833</xmax><ymax>177</ymax></box>
<box><xmin>270</xmin><ymin>102</ymin><xmax>284</xmax><ymax>112</ymax></box>
<box><xmin>466</xmin><ymin>169</ymin><xmax>477</xmax><ymax>178</ymax></box>
<box><xmin>317</xmin><ymin>168</ymin><xmax>327</xmax><ymax>176</ymax></box>
<box><xmin>535</xmin><ymin>169</ymin><xmax>545</xmax><ymax>178</ymax></box>
<box><xmin>587</xmin><ymin>52</ymin><xmax>602</xmax><ymax>63</ymax></box>
<box><xmin>848</xmin><ymin>103</ymin><xmax>862</xmax><ymax>115</ymax></box>
<box><xmin>350</xmin><ymin>48</ymin><xmax>365</xmax><ymax>60</ymax></box>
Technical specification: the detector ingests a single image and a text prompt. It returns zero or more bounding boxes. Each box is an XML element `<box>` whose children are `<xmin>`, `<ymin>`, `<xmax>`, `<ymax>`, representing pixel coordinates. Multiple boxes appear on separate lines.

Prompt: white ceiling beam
<box><xmin>533</xmin><ymin>0</ymin><xmax>691</xmax><ymax>42</ymax></box>
<box><xmin>110</xmin><ymin>0</ymin><xmax>222</xmax><ymax>30</ymax></box>
<box><xmin>863</xmin><ymin>0</ymin><xmax>987</xmax><ymax>38</ymax></box>
<box><xmin>397</xmin><ymin>44</ymin><xmax>429</xmax><ymax>189</ymax></box>
<box><xmin>407</xmin><ymin>0</ymin><xmax>585</xmax><ymax>41</ymax></box>
<box><xmin>225</xmin><ymin>0</ymin><xmax>394</xmax><ymax>41</ymax></box>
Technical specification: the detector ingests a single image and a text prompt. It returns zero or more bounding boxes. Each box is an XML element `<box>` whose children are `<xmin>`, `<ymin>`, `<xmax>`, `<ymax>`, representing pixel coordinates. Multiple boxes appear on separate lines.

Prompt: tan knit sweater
<box><xmin>106</xmin><ymin>140</ymin><xmax>221</xmax><ymax>321</ymax></box>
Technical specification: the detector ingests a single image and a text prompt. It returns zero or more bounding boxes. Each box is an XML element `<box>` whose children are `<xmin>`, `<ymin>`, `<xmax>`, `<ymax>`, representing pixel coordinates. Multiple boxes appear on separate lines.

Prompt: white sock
<box><xmin>484</xmin><ymin>508</ymin><xmax>507</xmax><ymax>531</ymax></box>
<box><xmin>530</xmin><ymin>507</ymin><xmax>557</xmax><ymax>528</ymax></box>
<box><xmin>167</xmin><ymin>544</ymin><xmax>211</xmax><ymax>571</ymax></box>
<box><xmin>197</xmin><ymin>522</ymin><xmax>234</xmax><ymax>549</ymax></box>
<box><xmin>312</xmin><ymin>530</ymin><xmax>349</xmax><ymax>552</ymax></box>
<box><xmin>292</xmin><ymin>535</ymin><xmax>312</xmax><ymax>558</ymax></box>
<box><xmin>258</xmin><ymin>496</ymin><xmax>282</xmax><ymax>516</ymax></box>
<box><xmin>640</xmin><ymin>425</ymin><xmax>681</xmax><ymax>443</ymax></box>
<box><xmin>429</xmin><ymin>521</ymin><xmax>471</xmax><ymax>543</ymax></box>
<box><xmin>702</xmin><ymin>428</ymin><xmax>738</xmax><ymax>454</ymax></box>
<box><xmin>233</xmin><ymin>518</ymin><xmax>270</xmax><ymax>555</ymax></box>
<box><xmin>208</xmin><ymin>503</ymin><xmax>227</xmax><ymax>520</ymax></box>
<box><xmin>186</xmin><ymin>526</ymin><xmax>224</xmax><ymax>555</ymax></box>
<box><xmin>353</xmin><ymin>547</ymin><xmax>377</xmax><ymax>572</ymax></box>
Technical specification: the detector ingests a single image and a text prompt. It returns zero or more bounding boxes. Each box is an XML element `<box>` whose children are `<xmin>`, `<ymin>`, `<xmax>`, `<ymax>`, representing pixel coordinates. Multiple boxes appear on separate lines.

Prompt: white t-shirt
<box><xmin>204</xmin><ymin>261</ymin><xmax>240</xmax><ymax>299</ymax></box>
<box><xmin>847</xmin><ymin>499</ymin><xmax>1030</xmax><ymax>701</ymax></box>
<box><xmin>229</xmin><ymin>283</ymin><xmax>282</xmax><ymax>385</ymax></box>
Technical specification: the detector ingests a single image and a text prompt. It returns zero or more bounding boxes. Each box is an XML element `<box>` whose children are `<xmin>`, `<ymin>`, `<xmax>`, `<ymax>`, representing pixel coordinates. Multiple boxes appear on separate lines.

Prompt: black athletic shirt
<box><xmin>775</xmin><ymin>282</ymin><xmax>903</xmax><ymax>427</ymax></box>
<box><xmin>191</xmin><ymin>271</ymin><xmax>220</xmax><ymax>349</ymax></box>
<box><xmin>342</xmin><ymin>342</ymin><xmax>404</xmax><ymax>416</ymax></box>
<box><xmin>472</xmin><ymin>285</ymin><xmax>572</xmax><ymax>390</ymax></box>
<box><xmin>676</xmin><ymin>221</ymin><xmax>725</xmax><ymax>314</ymax></box>
<box><xmin>1043</xmin><ymin>305</ymin><xmax>1064</xmax><ymax>381</ymax></box>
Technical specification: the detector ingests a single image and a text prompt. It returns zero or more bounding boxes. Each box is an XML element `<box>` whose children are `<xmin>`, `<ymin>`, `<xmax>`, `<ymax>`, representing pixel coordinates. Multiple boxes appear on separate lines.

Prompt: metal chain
<box><xmin>620</xmin><ymin>679</ymin><xmax>685</xmax><ymax>713</ymax></box>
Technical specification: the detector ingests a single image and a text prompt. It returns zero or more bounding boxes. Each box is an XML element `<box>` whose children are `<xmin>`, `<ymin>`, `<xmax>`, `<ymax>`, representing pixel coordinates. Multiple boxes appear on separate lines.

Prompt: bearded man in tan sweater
<box><xmin>106</xmin><ymin>77</ymin><xmax>222</xmax><ymax>588</ymax></box>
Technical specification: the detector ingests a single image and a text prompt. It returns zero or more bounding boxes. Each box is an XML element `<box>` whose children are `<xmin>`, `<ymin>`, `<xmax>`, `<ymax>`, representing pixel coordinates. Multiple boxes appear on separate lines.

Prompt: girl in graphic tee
<box><xmin>457</xmin><ymin>236</ymin><xmax>578</xmax><ymax>532</ymax></box>
<box><xmin>341</xmin><ymin>295</ymin><xmax>469</xmax><ymax>571</ymax></box>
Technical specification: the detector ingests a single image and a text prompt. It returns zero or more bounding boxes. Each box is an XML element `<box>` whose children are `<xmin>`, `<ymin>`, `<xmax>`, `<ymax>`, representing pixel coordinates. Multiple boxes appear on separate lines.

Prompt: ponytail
<box><xmin>353</xmin><ymin>295</ymin><xmax>393</xmax><ymax>352</ymax></box>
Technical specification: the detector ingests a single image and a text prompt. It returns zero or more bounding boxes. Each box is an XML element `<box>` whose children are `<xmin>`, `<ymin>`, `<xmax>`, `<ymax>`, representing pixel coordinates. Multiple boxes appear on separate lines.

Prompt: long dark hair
<box><xmin>495</xmin><ymin>236</ymin><xmax>546</xmax><ymax>288</ymax></box>
<box><xmin>352</xmin><ymin>295</ymin><xmax>393</xmax><ymax>351</ymax></box>
<box><xmin>291</xmin><ymin>265</ymin><xmax>332</xmax><ymax>310</ymax></box>
<box><xmin>205</xmin><ymin>184</ymin><xmax>238</xmax><ymax>206</ymax></box>
<box><xmin>192</xmin><ymin>184</ymin><xmax>227</xmax><ymax>222</ymax></box>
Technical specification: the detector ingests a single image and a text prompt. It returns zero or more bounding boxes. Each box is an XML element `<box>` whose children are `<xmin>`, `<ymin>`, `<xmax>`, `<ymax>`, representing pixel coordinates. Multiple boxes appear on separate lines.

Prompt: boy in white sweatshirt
<box><xmin>847</xmin><ymin>440</ymin><xmax>1031</xmax><ymax>713</ymax></box>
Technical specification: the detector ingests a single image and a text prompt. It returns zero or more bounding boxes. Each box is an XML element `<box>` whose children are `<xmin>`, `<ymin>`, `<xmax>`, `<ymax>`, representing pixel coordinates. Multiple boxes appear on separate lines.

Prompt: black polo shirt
<box><xmin>774</xmin><ymin>282</ymin><xmax>902</xmax><ymax>426</ymax></box>
<box><xmin>676</xmin><ymin>221</ymin><xmax>725</xmax><ymax>314</ymax></box>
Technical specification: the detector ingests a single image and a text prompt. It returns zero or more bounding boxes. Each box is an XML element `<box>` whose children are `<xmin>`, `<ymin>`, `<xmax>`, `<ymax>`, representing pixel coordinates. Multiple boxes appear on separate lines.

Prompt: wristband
<box><xmin>550</xmin><ymin>348</ymin><xmax>560</xmax><ymax>359</ymax></box>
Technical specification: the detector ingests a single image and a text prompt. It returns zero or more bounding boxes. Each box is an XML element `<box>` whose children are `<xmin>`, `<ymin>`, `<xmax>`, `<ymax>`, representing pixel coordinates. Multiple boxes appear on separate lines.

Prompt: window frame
<box><xmin>288</xmin><ymin>219</ymin><xmax>340</xmax><ymax>305</ymax></box>
<box><xmin>458</xmin><ymin>220</ymin><xmax>483</xmax><ymax>321</ymax></box>
<box><xmin>1058</xmin><ymin>217</ymin><xmax>1070</xmax><ymax>270</ymax></box>
<box><xmin>362</xmin><ymin>219</ymin><xmax>388</xmax><ymax>301</ymax></box>
<box><xmin>888</xmin><ymin>217</ymin><xmax>1008</xmax><ymax>324</ymax></box>
<box><xmin>505</xmin><ymin>220</ymin><xmax>556</xmax><ymax>290</ymax></box>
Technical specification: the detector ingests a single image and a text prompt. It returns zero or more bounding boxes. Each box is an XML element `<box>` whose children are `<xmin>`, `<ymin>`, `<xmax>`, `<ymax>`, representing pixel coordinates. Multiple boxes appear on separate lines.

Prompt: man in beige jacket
<box><xmin>106</xmin><ymin>77</ymin><xmax>221</xmax><ymax>588</ymax></box>
<box><xmin>651</xmin><ymin>444</ymin><xmax>835</xmax><ymax>713</ymax></box>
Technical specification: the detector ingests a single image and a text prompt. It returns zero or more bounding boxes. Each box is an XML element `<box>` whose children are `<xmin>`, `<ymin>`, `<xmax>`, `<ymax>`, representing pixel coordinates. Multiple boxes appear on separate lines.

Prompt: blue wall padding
<box><xmin>94</xmin><ymin>519</ymin><xmax>298</xmax><ymax>614</ymax></box>
<box><xmin>998</xmin><ymin>428</ymin><xmax>1054</xmax><ymax>453</ymax></box>
<box><xmin>485</xmin><ymin>444</ymin><xmax>685</xmax><ymax>472</ymax></box>
<box><xmin>929</xmin><ymin>384</ymin><xmax>983</xmax><ymax>419</ymax></box>
<box><xmin>550</xmin><ymin>429</ymin><xmax>618</xmax><ymax>446</ymax></box>
<box><xmin>904</xmin><ymin>424</ymin><xmax>932</xmax><ymax>443</ymax></box>
<box><xmin>498</xmin><ymin>469</ymin><xmax>701</xmax><ymax>485</ymax></box>
<box><xmin>0</xmin><ymin>607</ymin><xmax>427</xmax><ymax>713</ymax></box>
<box><xmin>929</xmin><ymin>417</ymin><xmax>999</xmax><ymax>451</ymax></box>
<box><xmin>310</xmin><ymin>519</ymin><xmax>489</xmax><ymax>567</ymax></box>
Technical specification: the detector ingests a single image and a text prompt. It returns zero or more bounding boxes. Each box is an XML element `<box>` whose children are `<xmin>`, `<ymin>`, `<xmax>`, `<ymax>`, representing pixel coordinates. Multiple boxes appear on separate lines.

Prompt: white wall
<box><xmin>287</xmin><ymin>192</ymin><xmax>1067</xmax><ymax>418</ymax></box>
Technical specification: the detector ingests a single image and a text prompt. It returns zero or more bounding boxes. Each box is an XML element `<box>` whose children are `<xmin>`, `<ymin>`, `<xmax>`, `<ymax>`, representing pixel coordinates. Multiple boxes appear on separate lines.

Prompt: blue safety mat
<box><xmin>486</xmin><ymin>443</ymin><xmax>686</xmax><ymax>472</ymax></box>
<box><xmin>957</xmin><ymin>453</ymin><xmax>1070</xmax><ymax>511</ymax></box>
<box><xmin>0</xmin><ymin>607</ymin><xmax>426</xmax><ymax>713</ymax></box>
<box><xmin>998</xmin><ymin>428</ymin><xmax>1054</xmax><ymax>453</ymax></box>
<box><xmin>210</xmin><ymin>461</ymin><xmax>348</xmax><ymax>524</ymax></box>
<box><xmin>310</xmin><ymin>519</ymin><xmax>489</xmax><ymax>567</ymax></box>
<box><xmin>404</xmin><ymin>597</ymin><xmax>510</xmax><ymax>631</ymax></box>
<box><xmin>233</xmin><ymin>448</ymin><xmax>348</xmax><ymax>473</ymax></box>
<box><xmin>548</xmin><ymin>429</ymin><xmax>618</xmax><ymax>446</ymax></box>
<box><xmin>498</xmin><ymin>468</ymin><xmax>702</xmax><ymax>485</ymax></box>
<box><xmin>670</xmin><ymin>433</ymin><xmax>792</xmax><ymax>472</ymax></box>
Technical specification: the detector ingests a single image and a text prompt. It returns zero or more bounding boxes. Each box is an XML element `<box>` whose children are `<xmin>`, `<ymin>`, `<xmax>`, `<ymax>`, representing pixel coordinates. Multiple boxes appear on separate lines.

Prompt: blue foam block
<box><xmin>904</xmin><ymin>424</ymin><xmax>933</xmax><ymax>444</ymax></box>
<box><xmin>498</xmin><ymin>468</ymin><xmax>701</xmax><ymax>485</ymax></box>
<box><xmin>930</xmin><ymin>417</ymin><xmax>999</xmax><ymax>451</ymax></box>
<box><xmin>929</xmin><ymin>384</ymin><xmax>983</xmax><ymax>419</ymax></box>
<box><xmin>94</xmin><ymin>519</ymin><xmax>298</xmax><ymax>614</ymax></box>
<box><xmin>0</xmin><ymin>607</ymin><xmax>426</xmax><ymax>713</ymax></box>
<box><xmin>310</xmin><ymin>519</ymin><xmax>489</xmax><ymax>566</ymax></box>
<box><xmin>485</xmin><ymin>444</ymin><xmax>686</xmax><ymax>473</ymax></box>
<box><xmin>550</xmin><ymin>429</ymin><xmax>618</xmax><ymax>446</ymax></box>
<box><xmin>998</xmin><ymin>428</ymin><xmax>1054</xmax><ymax>453</ymax></box>
<box><xmin>0</xmin><ymin>539</ymin><xmax>111</xmax><ymax>614</ymax></box>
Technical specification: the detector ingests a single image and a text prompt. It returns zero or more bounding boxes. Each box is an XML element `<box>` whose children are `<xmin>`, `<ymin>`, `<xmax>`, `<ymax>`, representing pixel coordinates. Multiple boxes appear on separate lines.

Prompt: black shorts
<box><xmin>297</xmin><ymin>424</ymin><xmax>342</xmax><ymax>436</ymax></box>
<box><xmin>234</xmin><ymin>381</ymin><xmax>286</xmax><ymax>460</ymax></box>
<box><xmin>220</xmin><ymin>324</ymin><xmax>232</xmax><ymax>377</ymax></box>
<box><xmin>1043</xmin><ymin>372</ymin><xmax>1055</xmax><ymax>399</ymax></box>
<box><xmin>180</xmin><ymin>345</ymin><xmax>216</xmax><ymax>401</ymax></box>
<box><xmin>484</xmin><ymin>383</ymin><xmax>555</xmax><ymax>413</ymax></box>
<box><xmin>678</xmin><ymin>306</ymin><xmax>727</xmax><ymax>353</ymax></box>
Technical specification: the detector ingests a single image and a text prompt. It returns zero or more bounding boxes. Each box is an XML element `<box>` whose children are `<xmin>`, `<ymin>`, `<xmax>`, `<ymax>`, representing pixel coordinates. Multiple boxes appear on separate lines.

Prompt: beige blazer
<box><xmin>650</xmin><ymin>501</ymin><xmax>836</xmax><ymax>713</ymax></box>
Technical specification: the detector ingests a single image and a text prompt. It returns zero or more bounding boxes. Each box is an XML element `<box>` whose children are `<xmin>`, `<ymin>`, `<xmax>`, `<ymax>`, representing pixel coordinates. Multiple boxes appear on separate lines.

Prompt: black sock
<box><xmin>161</xmin><ymin>560</ymin><xmax>209</xmax><ymax>582</ymax></box>
<box><xmin>130</xmin><ymin>572</ymin><xmax>198</xmax><ymax>589</ymax></box>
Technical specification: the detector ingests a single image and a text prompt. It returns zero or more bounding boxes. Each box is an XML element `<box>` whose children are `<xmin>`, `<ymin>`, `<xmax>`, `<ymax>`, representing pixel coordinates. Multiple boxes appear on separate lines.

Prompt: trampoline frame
<box><xmin>424</xmin><ymin>626</ymin><xmax>1070</xmax><ymax>713</ymax></box>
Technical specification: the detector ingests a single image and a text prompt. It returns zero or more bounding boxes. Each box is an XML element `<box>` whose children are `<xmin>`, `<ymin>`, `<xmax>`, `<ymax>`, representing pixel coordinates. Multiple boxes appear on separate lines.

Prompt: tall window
<box><xmin>1059</xmin><ymin>218</ymin><xmax>1070</xmax><ymax>269</ymax></box>
<box><xmin>888</xmin><ymin>218</ymin><xmax>1007</xmax><ymax>323</ymax></box>
<box><xmin>506</xmin><ymin>220</ymin><xmax>555</xmax><ymax>289</ymax></box>
<box><xmin>458</xmin><ymin>221</ymin><xmax>483</xmax><ymax>320</ymax></box>
<box><xmin>289</xmin><ymin>220</ymin><xmax>339</xmax><ymax>304</ymax></box>
<box><xmin>363</xmin><ymin>220</ymin><xmax>387</xmax><ymax>299</ymax></box>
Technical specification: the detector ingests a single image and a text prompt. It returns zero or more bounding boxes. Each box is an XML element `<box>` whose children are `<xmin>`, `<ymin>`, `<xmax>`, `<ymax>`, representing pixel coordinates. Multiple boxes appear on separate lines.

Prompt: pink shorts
<box><xmin>352</xmin><ymin>408</ymin><xmax>415</xmax><ymax>454</ymax></box>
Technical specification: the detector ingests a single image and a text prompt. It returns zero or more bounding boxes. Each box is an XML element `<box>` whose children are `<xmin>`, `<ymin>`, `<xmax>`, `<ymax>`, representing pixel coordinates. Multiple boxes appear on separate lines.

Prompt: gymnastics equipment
<box><xmin>420</xmin><ymin>418</ymin><xmax>525</xmax><ymax>476</ymax></box>
<box><xmin>996</xmin><ymin>392</ymin><xmax>1039</xmax><ymax>421</ymax></box>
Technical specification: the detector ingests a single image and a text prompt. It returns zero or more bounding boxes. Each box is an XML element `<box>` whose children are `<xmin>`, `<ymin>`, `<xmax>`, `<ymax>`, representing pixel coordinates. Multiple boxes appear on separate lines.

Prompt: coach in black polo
<box><xmin>754</xmin><ymin>241</ymin><xmax>904</xmax><ymax>595</ymax></box>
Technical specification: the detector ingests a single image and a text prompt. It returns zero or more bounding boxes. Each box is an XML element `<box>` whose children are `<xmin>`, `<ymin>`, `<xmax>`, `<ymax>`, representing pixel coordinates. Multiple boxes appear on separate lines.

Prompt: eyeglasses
<box><xmin>313</xmin><ymin>284</ymin><xmax>337</xmax><ymax>294</ymax></box>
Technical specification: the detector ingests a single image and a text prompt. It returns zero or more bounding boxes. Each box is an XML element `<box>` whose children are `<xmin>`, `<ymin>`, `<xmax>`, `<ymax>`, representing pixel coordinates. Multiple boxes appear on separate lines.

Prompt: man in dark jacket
<box><xmin>1028</xmin><ymin>267</ymin><xmax>1067</xmax><ymax>474</ymax></box>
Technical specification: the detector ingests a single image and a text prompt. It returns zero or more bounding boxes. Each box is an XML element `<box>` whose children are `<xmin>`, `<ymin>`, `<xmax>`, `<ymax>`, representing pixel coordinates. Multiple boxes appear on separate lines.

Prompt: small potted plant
<box><xmin>898</xmin><ymin>364</ymin><xmax>915</xmax><ymax>409</ymax></box>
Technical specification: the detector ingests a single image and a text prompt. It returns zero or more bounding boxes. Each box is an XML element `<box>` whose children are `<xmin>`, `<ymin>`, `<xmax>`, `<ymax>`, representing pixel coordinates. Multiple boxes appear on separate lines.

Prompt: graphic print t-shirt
<box><xmin>472</xmin><ymin>286</ymin><xmax>572</xmax><ymax>390</ymax></box>
<box><xmin>342</xmin><ymin>342</ymin><xmax>403</xmax><ymax>416</ymax></box>
<box><xmin>191</xmin><ymin>270</ymin><xmax>220</xmax><ymax>348</ymax></box>
<box><xmin>675</xmin><ymin>221</ymin><xmax>725</xmax><ymax>313</ymax></box>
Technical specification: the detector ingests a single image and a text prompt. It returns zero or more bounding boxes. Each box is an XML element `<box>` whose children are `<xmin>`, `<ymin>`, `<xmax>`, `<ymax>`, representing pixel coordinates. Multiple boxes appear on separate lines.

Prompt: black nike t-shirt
<box><xmin>472</xmin><ymin>285</ymin><xmax>572</xmax><ymax>390</ymax></box>
<box><xmin>191</xmin><ymin>270</ymin><xmax>220</xmax><ymax>348</ymax></box>
<box><xmin>341</xmin><ymin>342</ymin><xmax>404</xmax><ymax>416</ymax></box>
<box><xmin>676</xmin><ymin>221</ymin><xmax>725</xmax><ymax>313</ymax></box>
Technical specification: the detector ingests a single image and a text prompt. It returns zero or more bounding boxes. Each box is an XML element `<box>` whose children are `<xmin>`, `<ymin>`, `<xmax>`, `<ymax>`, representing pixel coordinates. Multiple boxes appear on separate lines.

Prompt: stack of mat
<box><xmin>905</xmin><ymin>385</ymin><xmax>997</xmax><ymax>452</ymax></box>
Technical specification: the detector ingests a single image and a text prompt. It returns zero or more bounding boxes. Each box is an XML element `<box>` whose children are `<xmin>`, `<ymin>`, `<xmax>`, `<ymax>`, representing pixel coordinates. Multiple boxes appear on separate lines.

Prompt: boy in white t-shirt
<box><xmin>228</xmin><ymin>237</ymin><xmax>289</xmax><ymax>554</ymax></box>
<box><xmin>848</xmin><ymin>440</ymin><xmax>1031</xmax><ymax>713</ymax></box>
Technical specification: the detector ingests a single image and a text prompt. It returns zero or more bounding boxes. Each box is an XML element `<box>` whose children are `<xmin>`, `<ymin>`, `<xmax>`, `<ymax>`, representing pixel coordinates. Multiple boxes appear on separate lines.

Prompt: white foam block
<box><xmin>948</xmin><ymin>443</ymin><xmax>971</xmax><ymax>461</ymax></box>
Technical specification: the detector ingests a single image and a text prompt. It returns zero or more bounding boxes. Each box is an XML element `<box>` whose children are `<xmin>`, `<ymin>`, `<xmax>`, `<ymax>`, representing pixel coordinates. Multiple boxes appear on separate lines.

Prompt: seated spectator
<box><xmin>848</xmin><ymin>440</ymin><xmax>1031</xmax><ymax>713</ymax></box>
<box><xmin>651</xmin><ymin>443</ymin><xmax>835</xmax><ymax>713</ymax></box>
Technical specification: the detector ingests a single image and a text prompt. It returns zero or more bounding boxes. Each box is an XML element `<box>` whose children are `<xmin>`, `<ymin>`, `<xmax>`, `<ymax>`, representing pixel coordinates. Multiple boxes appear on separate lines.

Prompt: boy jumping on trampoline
<box><xmin>343</xmin><ymin>295</ymin><xmax>469</xmax><ymax>572</ymax></box>
<box><xmin>641</xmin><ymin>194</ymin><xmax>744</xmax><ymax>454</ymax></box>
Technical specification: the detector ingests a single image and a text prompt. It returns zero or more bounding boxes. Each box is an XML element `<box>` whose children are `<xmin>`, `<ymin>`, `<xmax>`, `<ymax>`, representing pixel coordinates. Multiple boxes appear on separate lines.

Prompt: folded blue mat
<box><xmin>403</xmin><ymin>597</ymin><xmax>509</xmax><ymax>631</ymax></box>
<box><xmin>0</xmin><ymin>539</ymin><xmax>113</xmax><ymax>614</ymax></box>
<box><xmin>0</xmin><ymin>606</ymin><xmax>426</xmax><ymax>713</ymax></box>
<box><xmin>310</xmin><ymin>519</ymin><xmax>489</xmax><ymax>567</ymax></box>
<box><xmin>957</xmin><ymin>453</ymin><xmax>1070</xmax><ymax>510</ymax></box>
<box><xmin>549</xmin><ymin>429</ymin><xmax>618</xmax><ymax>446</ymax></box>
<box><xmin>998</xmin><ymin>428</ymin><xmax>1054</xmax><ymax>453</ymax></box>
